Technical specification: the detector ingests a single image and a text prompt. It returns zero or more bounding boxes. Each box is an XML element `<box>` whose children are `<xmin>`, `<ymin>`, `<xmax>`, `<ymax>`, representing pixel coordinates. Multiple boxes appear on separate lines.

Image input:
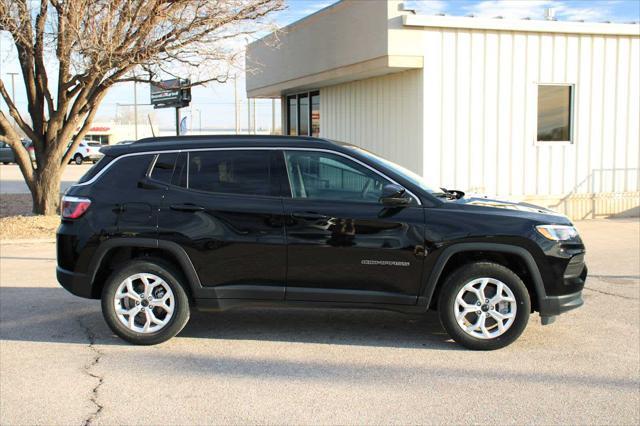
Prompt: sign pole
<box><xmin>175</xmin><ymin>107</ymin><xmax>180</xmax><ymax>136</ymax></box>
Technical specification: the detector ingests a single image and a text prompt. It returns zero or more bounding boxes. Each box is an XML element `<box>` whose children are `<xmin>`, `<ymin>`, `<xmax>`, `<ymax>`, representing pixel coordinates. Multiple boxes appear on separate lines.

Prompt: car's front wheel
<box><xmin>101</xmin><ymin>259</ymin><xmax>190</xmax><ymax>345</ymax></box>
<box><xmin>73</xmin><ymin>154</ymin><xmax>83</xmax><ymax>165</ymax></box>
<box><xmin>438</xmin><ymin>262</ymin><xmax>530</xmax><ymax>350</ymax></box>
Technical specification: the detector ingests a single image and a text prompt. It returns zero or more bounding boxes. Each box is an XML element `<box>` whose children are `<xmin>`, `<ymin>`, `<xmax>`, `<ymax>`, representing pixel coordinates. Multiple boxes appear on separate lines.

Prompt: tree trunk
<box><xmin>30</xmin><ymin>166</ymin><xmax>63</xmax><ymax>215</ymax></box>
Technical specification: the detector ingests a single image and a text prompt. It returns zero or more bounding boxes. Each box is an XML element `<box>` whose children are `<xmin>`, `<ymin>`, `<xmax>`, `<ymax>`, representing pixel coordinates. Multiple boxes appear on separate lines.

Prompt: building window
<box><xmin>287</xmin><ymin>96</ymin><xmax>298</xmax><ymax>136</ymax></box>
<box><xmin>299</xmin><ymin>94</ymin><xmax>309</xmax><ymax>136</ymax></box>
<box><xmin>537</xmin><ymin>84</ymin><xmax>573</xmax><ymax>143</ymax></box>
<box><xmin>84</xmin><ymin>134</ymin><xmax>110</xmax><ymax>145</ymax></box>
<box><xmin>285</xmin><ymin>91</ymin><xmax>319</xmax><ymax>137</ymax></box>
<box><xmin>311</xmin><ymin>92</ymin><xmax>320</xmax><ymax>137</ymax></box>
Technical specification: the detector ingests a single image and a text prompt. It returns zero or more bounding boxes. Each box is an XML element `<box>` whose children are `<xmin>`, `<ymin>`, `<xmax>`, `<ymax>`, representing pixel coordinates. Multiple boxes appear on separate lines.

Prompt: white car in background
<box><xmin>67</xmin><ymin>140</ymin><xmax>104</xmax><ymax>165</ymax></box>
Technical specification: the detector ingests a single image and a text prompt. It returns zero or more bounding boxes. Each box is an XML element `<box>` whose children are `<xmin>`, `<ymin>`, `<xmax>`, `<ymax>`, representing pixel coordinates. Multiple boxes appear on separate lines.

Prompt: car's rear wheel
<box><xmin>74</xmin><ymin>154</ymin><xmax>83</xmax><ymax>165</ymax></box>
<box><xmin>101</xmin><ymin>260</ymin><xmax>190</xmax><ymax>345</ymax></box>
<box><xmin>438</xmin><ymin>262</ymin><xmax>530</xmax><ymax>350</ymax></box>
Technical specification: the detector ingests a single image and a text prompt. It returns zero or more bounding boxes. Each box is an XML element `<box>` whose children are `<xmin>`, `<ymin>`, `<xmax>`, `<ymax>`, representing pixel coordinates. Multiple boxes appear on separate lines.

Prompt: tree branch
<box><xmin>0</xmin><ymin>80</ymin><xmax>39</xmax><ymax>142</ymax></box>
<box><xmin>0</xmin><ymin>112</ymin><xmax>35</xmax><ymax>188</ymax></box>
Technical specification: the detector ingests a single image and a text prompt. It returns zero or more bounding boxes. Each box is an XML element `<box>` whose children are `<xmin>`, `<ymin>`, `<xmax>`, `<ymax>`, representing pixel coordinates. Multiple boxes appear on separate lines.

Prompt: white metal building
<box><xmin>246</xmin><ymin>0</ymin><xmax>640</xmax><ymax>218</ymax></box>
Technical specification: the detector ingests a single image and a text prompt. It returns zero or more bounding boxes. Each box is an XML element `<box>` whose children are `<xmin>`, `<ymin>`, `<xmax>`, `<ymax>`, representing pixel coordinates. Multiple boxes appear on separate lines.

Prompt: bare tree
<box><xmin>0</xmin><ymin>0</ymin><xmax>283</xmax><ymax>214</ymax></box>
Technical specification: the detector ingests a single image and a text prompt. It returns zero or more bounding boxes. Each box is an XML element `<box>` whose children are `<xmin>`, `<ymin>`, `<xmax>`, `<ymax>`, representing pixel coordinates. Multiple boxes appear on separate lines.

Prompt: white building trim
<box><xmin>403</xmin><ymin>14</ymin><xmax>640</xmax><ymax>36</ymax></box>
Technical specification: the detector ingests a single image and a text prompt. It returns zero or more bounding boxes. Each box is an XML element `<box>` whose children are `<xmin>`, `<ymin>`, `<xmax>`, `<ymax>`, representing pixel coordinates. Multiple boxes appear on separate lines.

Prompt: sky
<box><xmin>1</xmin><ymin>0</ymin><xmax>639</xmax><ymax>134</ymax></box>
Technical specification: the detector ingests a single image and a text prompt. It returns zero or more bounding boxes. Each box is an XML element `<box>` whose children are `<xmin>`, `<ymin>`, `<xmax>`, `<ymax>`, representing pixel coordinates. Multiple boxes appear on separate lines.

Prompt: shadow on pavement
<box><xmin>0</xmin><ymin>287</ymin><xmax>457</xmax><ymax>350</ymax></box>
<box><xmin>116</xmin><ymin>350</ymin><xmax>639</xmax><ymax>390</ymax></box>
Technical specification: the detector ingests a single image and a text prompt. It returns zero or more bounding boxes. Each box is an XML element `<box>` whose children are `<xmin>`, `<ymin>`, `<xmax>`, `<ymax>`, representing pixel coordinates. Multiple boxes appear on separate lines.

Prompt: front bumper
<box><xmin>57</xmin><ymin>266</ymin><xmax>93</xmax><ymax>298</ymax></box>
<box><xmin>538</xmin><ymin>262</ymin><xmax>587</xmax><ymax>322</ymax></box>
<box><xmin>539</xmin><ymin>290</ymin><xmax>584</xmax><ymax>316</ymax></box>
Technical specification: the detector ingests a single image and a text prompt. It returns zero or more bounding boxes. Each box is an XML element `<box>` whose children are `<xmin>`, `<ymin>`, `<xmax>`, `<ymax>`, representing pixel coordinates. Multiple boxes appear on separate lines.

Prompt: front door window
<box><xmin>284</xmin><ymin>150</ymin><xmax>389</xmax><ymax>203</ymax></box>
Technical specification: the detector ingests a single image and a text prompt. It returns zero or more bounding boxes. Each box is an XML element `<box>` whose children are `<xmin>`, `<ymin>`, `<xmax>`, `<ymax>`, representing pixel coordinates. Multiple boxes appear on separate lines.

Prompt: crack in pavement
<box><xmin>78</xmin><ymin>319</ymin><xmax>105</xmax><ymax>426</ymax></box>
<box><xmin>589</xmin><ymin>274</ymin><xmax>640</xmax><ymax>281</ymax></box>
<box><xmin>584</xmin><ymin>286</ymin><xmax>639</xmax><ymax>300</ymax></box>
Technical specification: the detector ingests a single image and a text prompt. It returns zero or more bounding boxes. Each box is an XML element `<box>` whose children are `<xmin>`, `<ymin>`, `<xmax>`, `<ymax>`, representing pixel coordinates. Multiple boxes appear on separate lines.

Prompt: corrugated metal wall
<box><xmin>319</xmin><ymin>69</ymin><xmax>424</xmax><ymax>174</ymax></box>
<box><xmin>421</xmin><ymin>28</ymin><xmax>640</xmax><ymax>198</ymax></box>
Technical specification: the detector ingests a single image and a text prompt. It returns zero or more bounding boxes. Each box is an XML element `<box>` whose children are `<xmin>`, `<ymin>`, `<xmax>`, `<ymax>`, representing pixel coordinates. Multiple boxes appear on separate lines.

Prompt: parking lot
<box><xmin>0</xmin><ymin>164</ymin><xmax>92</xmax><ymax>194</ymax></box>
<box><xmin>0</xmin><ymin>215</ymin><xmax>638</xmax><ymax>425</ymax></box>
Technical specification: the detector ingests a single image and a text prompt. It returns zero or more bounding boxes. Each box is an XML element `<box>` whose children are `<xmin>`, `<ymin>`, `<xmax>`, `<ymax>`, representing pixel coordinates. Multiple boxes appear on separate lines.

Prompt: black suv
<box><xmin>57</xmin><ymin>136</ymin><xmax>586</xmax><ymax>350</ymax></box>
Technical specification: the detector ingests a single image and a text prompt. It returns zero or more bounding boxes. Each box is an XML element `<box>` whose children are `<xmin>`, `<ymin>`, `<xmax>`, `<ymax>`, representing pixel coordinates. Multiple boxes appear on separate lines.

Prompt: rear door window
<box><xmin>150</xmin><ymin>153</ymin><xmax>177</xmax><ymax>185</ymax></box>
<box><xmin>188</xmin><ymin>150</ymin><xmax>283</xmax><ymax>197</ymax></box>
<box><xmin>150</xmin><ymin>152</ymin><xmax>188</xmax><ymax>187</ymax></box>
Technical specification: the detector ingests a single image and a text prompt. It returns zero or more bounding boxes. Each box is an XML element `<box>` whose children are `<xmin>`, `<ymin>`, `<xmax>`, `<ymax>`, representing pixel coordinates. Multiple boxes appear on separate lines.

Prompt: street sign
<box><xmin>150</xmin><ymin>79</ymin><xmax>191</xmax><ymax>109</ymax></box>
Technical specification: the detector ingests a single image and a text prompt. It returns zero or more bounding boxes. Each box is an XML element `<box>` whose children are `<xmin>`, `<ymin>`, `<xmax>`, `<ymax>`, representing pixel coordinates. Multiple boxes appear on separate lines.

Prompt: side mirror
<box><xmin>379</xmin><ymin>183</ymin><xmax>411</xmax><ymax>206</ymax></box>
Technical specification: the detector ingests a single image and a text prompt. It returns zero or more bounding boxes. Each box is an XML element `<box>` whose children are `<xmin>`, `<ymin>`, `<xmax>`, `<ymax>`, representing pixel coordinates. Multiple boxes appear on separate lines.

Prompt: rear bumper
<box><xmin>56</xmin><ymin>266</ymin><xmax>93</xmax><ymax>298</ymax></box>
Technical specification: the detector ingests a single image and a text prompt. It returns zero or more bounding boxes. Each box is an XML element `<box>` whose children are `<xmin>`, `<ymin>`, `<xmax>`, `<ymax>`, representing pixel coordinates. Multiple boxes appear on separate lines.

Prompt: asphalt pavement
<box><xmin>0</xmin><ymin>219</ymin><xmax>638</xmax><ymax>425</ymax></box>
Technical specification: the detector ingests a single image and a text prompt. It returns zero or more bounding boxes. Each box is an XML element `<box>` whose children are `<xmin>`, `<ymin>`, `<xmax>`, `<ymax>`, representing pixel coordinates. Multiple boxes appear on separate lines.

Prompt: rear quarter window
<box><xmin>77</xmin><ymin>155</ymin><xmax>114</xmax><ymax>184</ymax></box>
<box><xmin>93</xmin><ymin>155</ymin><xmax>154</xmax><ymax>189</ymax></box>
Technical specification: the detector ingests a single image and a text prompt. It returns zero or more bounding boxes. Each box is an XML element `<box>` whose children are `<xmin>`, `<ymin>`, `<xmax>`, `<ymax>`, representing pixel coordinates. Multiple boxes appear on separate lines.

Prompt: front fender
<box><xmin>418</xmin><ymin>242</ymin><xmax>548</xmax><ymax>312</ymax></box>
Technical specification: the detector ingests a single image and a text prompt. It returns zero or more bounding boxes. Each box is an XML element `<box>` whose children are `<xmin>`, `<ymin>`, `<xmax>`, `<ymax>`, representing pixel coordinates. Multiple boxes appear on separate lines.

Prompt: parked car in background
<box><xmin>0</xmin><ymin>140</ymin><xmax>36</xmax><ymax>164</ymax></box>
<box><xmin>0</xmin><ymin>142</ymin><xmax>13</xmax><ymax>164</ymax></box>
<box><xmin>67</xmin><ymin>140</ymin><xmax>104</xmax><ymax>165</ymax></box>
<box><xmin>56</xmin><ymin>136</ymin><xmax>587</xmax><ymax>350</ymax></box>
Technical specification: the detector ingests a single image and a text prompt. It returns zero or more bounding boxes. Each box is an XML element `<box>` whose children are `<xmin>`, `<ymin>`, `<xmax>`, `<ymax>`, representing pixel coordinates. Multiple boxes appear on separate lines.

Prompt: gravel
<box><xmin>0</xmin><ymin>193</ymin><xmax>59</xmax><ymax>240</ymax></box>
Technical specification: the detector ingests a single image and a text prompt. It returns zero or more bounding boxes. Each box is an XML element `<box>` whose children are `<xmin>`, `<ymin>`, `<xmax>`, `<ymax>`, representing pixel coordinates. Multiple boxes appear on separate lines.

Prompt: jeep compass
<box><xmin>56</xmin><ymin>136</ymin><xmax>587</xmax><ymax>350</ymax></box>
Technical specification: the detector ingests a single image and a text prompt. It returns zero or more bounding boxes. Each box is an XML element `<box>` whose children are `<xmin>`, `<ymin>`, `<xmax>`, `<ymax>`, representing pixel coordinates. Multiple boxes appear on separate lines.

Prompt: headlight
<box><xmin>535</xmin><ymin>224</ymin><xmax>579</xmax><ymax>241</ymax></box>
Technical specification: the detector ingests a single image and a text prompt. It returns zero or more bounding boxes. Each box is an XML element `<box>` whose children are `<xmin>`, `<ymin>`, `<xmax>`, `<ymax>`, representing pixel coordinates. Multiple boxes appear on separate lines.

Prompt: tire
<box><xmin>101</xmin><ymin>259</ymin><xmax>191</xmax><ymax>345</ymax></box>
<box><xmin>438</xmin><ymin>262</ymin><xmax>531</xmax><ymax>350</ymax></box>
<box><xmin>2</xmin><ymin>162</ymin><xmax>8</xmax><ymax>165</ymax></box>
<box><xmin>74</xmin><ymin>154</ymin><xmax>83</xmax><ymax>165</ymax></box>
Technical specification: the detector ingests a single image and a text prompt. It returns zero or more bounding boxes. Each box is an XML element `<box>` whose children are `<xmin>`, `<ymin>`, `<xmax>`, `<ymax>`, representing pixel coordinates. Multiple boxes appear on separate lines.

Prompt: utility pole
<box><xmin>133</xmin><ymin>81</ymin><xmax>138</xmax><ymax>140</ymax></box>
<box><xmin>7</xmin><ymin>72</ymin><xmax>17</xmax><ymax>103</ymax></box>
<box><xmin>7</xmin><ymin>72</ymin><xmax>18</xmax><ymax>131</ymax></box>
<box><xmin>234</xmin><ymin>75</ymin><xmax>239</xmax><ymax>134</ymax></box>
<box><xmin>252</xmin><ymin>98</ymin><xmax>256</xmax><ymax>134</ymax></box>
<box><xmin>246</xmin><ymin>97</ymin><xmax>250</xmax><ymax>134</ymax></box>
<box><xmin>175</xmin><ymin>107</ymin><xmax>180</xmax><ymax>136</ymax></box>
<box><xmin>271</xmin><ymin>99</ymin><xmax>276</xmax><ymax>135</ymax></box>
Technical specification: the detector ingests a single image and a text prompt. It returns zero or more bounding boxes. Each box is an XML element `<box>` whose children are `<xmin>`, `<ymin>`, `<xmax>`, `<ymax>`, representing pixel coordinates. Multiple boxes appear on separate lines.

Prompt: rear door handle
<box><xmin>291</xmin><ymin>212</ymin><xmax>329</xmax><ymax>220</ymax></box>
<box><xmin>170</xmin><ymin>203</ymin><xmax>205</xmax><ymax>212</ymax></box>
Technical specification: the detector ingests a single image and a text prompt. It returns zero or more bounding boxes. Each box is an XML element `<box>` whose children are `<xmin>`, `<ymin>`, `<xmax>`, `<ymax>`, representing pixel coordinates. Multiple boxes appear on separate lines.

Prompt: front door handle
<box><xmin>291</xmin><ymin>212</ymin><xmax>329</xmax><ymax>220</ymax></box>
<box><xmin>170</xmin><ymin>203</ymin><xmax>205</xmax><ymax>212</ymax></box>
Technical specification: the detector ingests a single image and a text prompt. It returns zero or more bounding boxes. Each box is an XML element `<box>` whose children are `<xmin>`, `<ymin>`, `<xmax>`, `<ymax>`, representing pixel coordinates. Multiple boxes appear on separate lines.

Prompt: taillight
<box><xmin>27</xmin><ymin>146</ymin><xmax>34</xmax><ymax>152</ymax></box>
<box><xmin>61</xmin><ymin>196</ymin><xmax>91</xmax><ymax>219</ymax></box>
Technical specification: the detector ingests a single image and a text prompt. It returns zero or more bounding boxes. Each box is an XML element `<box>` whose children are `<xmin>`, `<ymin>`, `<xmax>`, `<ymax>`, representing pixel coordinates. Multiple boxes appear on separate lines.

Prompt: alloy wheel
<box><xmin>113</xmin><ymin>273</ymin><xmax>175</xmax><ymax>333</ymax></box>
<box><xmin>453</xmin><ymin>277</ymin><xmax>517</xmax><ymax>339</ymax></box>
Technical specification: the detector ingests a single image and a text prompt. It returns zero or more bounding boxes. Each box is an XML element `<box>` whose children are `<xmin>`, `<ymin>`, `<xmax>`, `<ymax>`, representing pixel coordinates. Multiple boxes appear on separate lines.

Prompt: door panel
<box><xmin>156</xmin><ymin>150</ymin><xmax>288</xmax><ymax>300</ymax></box>
<box><xmin>284</xmin><ymin>200</ymin><xmax>426</xmax><ymax>303</ymax></box>
<box><xmin>281</xmin><ymin>149</ymin><xmax>426</xmax><ymax>304</ymax></box>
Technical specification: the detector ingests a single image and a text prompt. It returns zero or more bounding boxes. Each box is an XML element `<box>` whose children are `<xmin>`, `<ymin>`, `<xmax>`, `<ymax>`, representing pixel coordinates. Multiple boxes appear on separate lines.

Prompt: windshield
<box><xmin>340</xmin><ymin>144</ymin><xmax>441</xmax><ymax>194</ymax></box>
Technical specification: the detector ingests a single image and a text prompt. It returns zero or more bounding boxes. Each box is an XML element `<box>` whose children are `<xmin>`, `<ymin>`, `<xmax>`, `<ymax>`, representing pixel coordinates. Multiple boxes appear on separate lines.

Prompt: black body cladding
<box><xmin>57</xmin><ymin>135</ymin><xmax>586</xmax><ymax>322</ymax></box>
